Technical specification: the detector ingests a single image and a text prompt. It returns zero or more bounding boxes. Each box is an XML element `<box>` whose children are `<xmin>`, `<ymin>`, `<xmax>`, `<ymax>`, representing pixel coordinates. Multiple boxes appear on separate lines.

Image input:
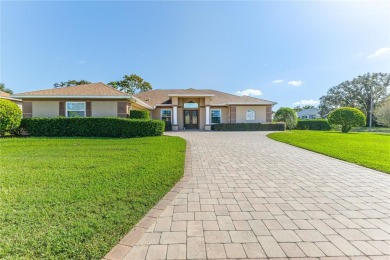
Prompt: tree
<box><xmin>374</xmin><ymin>99</ymin><xmax>390</xmax><ymax>127</ymax></box>
<box><xmin>293</xmin><ymin>106</ymin><xmax>302</xmax><ymax>112</ymax></box>
<box><xmin>108</xmin><ymin>74</ymin><xmax>152</xmax><ymax>94</ymax></box>
<box><xmin>302</xmin><ymin>105</ymin><xmax>316</xmax><ymax>110</ymax></box>
<box><xmin>54</xmin><ymin>80</ymin><xmax>91</xmax><ymax>88</ymax></box>
<box><xmin>0</xmin><ymin>83</ymin><xmax>13</xmax><ymax>94</ymax></box>
<box><xmin>319</xmin><ymin>72</ymin><xmax>390</xmax><ymax>126</ymax></box>
<box><xmin>328</xmin><ymin>107</ymin><xmax>366</xmax><ymax>133</ymax></box>
<box><xmin>0</xmin><ymin>99</ymin><xmax>22</xmax><ymax>135</ymax></box>
<box><xmin>274</xmin><ymin>107</ymin><xmax>298</xmax><ymax>130</ymax></box>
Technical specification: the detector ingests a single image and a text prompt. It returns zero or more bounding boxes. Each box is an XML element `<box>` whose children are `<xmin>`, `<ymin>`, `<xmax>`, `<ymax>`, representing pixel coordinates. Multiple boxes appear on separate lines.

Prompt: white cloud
<box><xmin>367</xmin><ymin>47</ymin><xmax>390</xmax><ymax>59</ymax></box>
<box><xmin>288</xmin><ymin>80</ymin><xmax>303</xmax><ymax>87</ymax></box>
<box><xmin>272</xmin><ymin>79</ymin><xmax>283</xmax><ymax>84</ymax></box>
<box><xmin>234</xmin><ymin>89</ymin><xmax>263</xmax><ymax>97</ymax></box>
<box><xmin>293</xmin><ymin>99</ymin><xmax>319</xmax><ymax>106</ymax></box>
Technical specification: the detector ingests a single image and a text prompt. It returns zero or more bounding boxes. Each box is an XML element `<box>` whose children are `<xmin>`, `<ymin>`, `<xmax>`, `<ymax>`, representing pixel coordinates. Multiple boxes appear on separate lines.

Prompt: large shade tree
<box><xmin>108</xmin><ymin>74</ymin><xmax>152</xmax><ymax>94</ymax></box>
<box><xmin>54</xmin><ymin>80</ymin><xmax>91</xmax><ymax>88</ymax></box>
<box><xmin>318</xmin><ymin>72</ymin><xmax>390</xmax><ymax>125</ymax></box>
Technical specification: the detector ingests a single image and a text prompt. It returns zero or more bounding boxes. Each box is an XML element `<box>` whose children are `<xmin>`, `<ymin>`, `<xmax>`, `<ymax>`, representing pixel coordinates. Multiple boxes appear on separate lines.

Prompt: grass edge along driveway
<box><xmin>0</xmin><ymin>136</ymin><xmax>186</xmax><ymax>259</ymax></box>
<box><xmin>267</xmin><ymin>130</ymin><xmax>390</xmax><ymax>174</ymax></box>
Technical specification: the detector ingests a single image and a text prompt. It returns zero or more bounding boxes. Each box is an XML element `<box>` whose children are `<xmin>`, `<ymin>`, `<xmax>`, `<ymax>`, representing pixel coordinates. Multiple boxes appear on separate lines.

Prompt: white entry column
<box><xmin>205</xmin><ymin>106</ymin><xmax>211</xmax><ymax>130</ymax></box>
<box><xmin>172</xmin><ymin>106</ymin><xmax>178</xmax><ymax>131</ymax></box>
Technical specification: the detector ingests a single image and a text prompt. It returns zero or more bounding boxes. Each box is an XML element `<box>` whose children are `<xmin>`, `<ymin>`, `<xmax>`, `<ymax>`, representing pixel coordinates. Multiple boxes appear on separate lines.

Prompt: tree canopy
<box><xmin>293</xmin><ymin>105</ymin><xmax>316</xmax><ymax>112</ymax></box>
<box><xmin>274</xmin><ymin>107</ymin><xmax>298</xmax><ymax>130</ymax></box>
<box><xmin>328</xmin><ymin>107</ymin><xmax>366</xmax><ymax>133</ymax></box>
<box><xmin>318</xmin><ymin>72</ymin><xmax>390</xmax><ymax>125</ymax></box>
<box><xmin>53</xmin><ymin>80</ymin><xmax>91</xmax><ymax>88</ymax></box>
<box><xmin>0</xmin><ymin>83</ymin><xmax>13</xmax><ymax>94</ymax></box>
<box><xmin>108</xmin><ymin>74</ymin><xmax>152</xmax><ymax>94</ymax></box>
<box><xmin>374</xmin><ymin>98</ymin><xmax>390</xmax><ymax>127</ymax></box>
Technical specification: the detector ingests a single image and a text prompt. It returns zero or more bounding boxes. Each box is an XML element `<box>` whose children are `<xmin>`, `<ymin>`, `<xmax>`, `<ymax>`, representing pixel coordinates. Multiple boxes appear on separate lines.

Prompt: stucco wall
<box><xmin>210</xmin><ymin>106</ymin><xmax>229</xmax><ymax>124</ymax></box>
<box><xmin>32</xmin><ymin>101</ymin><xmax>60</xmax><ymax>117</ymax></box>
<box><xmin>91</xmin><ymin>101</ymin><xmax>117</xmax><ymax>117</ymax></box>
<box><xmin>235</xmin><ymin>106</ymin><xmax>267</xmax><ymax>123</ymax></box>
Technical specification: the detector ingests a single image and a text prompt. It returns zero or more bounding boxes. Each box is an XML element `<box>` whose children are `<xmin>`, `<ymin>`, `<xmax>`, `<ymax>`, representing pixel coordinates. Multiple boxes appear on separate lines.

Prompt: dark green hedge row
<box><xmin>211</xmin><ymin>123</ymin><xmax>286</xmax><ymax>131</ymax></box>
<box><xmin>296</xmin><ymin>119</ymin><xmax>331</xmax><ymax>130</ymax></box>
<box><xmin>129</xmin><ymin>110</ymin><xmax>150</xmax><ymax>119</ymax></box>
<box><xmin>17</xmin><ymin>117</ymin><xmax>165</xmax><ymax>137</ymax></box>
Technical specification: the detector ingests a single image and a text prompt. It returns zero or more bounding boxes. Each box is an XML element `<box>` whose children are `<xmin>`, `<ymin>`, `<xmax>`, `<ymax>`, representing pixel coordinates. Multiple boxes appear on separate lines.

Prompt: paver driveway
<box><xmin>108</xmin><ymin>132</ymin><xmax>390</xmax><ymax>260</ymax></box>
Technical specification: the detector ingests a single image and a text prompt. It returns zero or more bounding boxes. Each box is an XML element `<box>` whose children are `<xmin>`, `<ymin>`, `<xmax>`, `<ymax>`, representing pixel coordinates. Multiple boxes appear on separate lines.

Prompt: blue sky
<box><xmin>1</xmin><ymin>1</ymin><xmax>389</xmax><ymax>109</ymax></box>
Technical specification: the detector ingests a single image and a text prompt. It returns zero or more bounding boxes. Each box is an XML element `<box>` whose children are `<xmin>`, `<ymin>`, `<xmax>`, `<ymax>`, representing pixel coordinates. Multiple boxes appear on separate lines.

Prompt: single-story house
<box><xmin>297</xmin><ymin>108</ymin><xmax>321</xmax><ymax>119</ymax></box>
<box><xmin>1</xmin><ymin>91</ymin><xmax>22</xmax><ymax>110</ymax></box>
<box><xmin>12</xmin><ymin>83</ymin><xmax>277</xmax><ymax>131</ymax></box>
<box><xmin>11</xmin><ymin>83</ymin><xmax>137</xmax><ymax>118</ymax></box>
<box><xmin>133</xmin><ymin>89</ymin><xmax>276</xmax><ymax>130</ymax></box>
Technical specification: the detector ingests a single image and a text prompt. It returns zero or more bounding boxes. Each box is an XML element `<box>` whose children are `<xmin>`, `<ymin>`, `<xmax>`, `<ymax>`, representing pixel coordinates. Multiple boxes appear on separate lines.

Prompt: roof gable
<box><xmin>12</xmin><ymin>82</ymin><xmax>131</xmax><ymax>98</ymax></box>
<box><xmin>134</xmin><ymin>89</ymin><xmax>276</xmax><ymax>107</ymax></box>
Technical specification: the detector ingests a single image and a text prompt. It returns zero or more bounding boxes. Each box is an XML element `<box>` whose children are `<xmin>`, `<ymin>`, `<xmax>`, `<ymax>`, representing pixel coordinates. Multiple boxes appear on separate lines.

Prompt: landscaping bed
<box><xmin>0</xmin><ymin>136</ymin><xmax>186</xmax><ymax>259</ymax></box>
<box><xmin>267</xmin><ymin>130</ymin><xmax>390</xmax><ymax>174</ymax></box>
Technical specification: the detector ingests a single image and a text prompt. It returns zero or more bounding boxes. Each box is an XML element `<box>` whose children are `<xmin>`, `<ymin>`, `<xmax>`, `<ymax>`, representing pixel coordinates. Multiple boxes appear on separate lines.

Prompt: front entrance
<box><xmin>184</xmin><ymin>110</ymin><xmax>198</xmax><ymax>129</ymax></box>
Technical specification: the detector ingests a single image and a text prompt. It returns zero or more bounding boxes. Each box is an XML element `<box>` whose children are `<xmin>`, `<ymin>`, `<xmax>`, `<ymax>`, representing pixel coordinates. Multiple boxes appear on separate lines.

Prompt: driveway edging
<box><xmin>104</xmin><ymin>140</ymin><xmax>192</xmax><ymax>260</ymax></box>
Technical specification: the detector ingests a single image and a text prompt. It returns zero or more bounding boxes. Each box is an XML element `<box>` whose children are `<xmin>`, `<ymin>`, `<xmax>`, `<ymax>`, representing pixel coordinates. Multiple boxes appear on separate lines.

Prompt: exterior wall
<box><xmin>297</xmin><ymin>108</ymin><xmax>320</xmax><ymax>119</ymax></box>
<box><xmin>32</xmin><ymin>101</ymin><xmax>60</xmax><ymax>117</ymax></box>
<box><xmin>91</xmin><ymin>101</ymin><xmax>117</xmax><ymax>117</ymax></box>
<box><xmin>235</xmin><ymin>106</ymin><xmax>267</xmax><ymax>123</ymax></box>
<box><xmin>210</xmin><ymin>106</ymin><xmax>229</xmax><ymax>123</ymax></box>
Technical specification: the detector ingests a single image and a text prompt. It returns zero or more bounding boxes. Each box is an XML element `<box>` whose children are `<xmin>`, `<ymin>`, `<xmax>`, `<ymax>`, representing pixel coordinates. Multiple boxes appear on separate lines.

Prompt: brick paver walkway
<box><xmin>113</xmin><ymin>132</ymin><xmax>390</xmax><ymax>259</ymax></box>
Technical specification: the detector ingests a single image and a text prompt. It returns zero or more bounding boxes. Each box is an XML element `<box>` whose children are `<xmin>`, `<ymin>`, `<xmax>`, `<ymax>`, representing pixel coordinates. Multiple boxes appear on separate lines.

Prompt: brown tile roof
<box><xmin>0</xmin><ymin>91</ymin><xmax>11</xmax><ymax>97</ymax></box>
<box><xmin>12</xmin><ymin>82</ymin><xmax>131</xmax><ymax>98</ymax></box>
<box><xmin>134</xmin><ymin>89</ymin><xmax>276</xmax><ymax>107</ymax></box>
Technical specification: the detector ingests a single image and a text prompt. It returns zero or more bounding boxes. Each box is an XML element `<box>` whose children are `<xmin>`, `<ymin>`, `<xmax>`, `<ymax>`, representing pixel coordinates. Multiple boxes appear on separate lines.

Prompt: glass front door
<box><xmin>184</xmin><ymin>110</ymin><xmax>198</xmax><ymax>129</ymax></box>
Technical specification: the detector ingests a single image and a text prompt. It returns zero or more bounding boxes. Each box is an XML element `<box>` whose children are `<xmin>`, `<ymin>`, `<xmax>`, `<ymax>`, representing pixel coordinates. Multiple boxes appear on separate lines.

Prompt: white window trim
<box><xmin>161</xmin><ymin>109</ymin><xmax>172</xmax><ymax>123</ymax></box>
<box><xmin>65</xmin><ymin>101</ymin><xmax>86</xmax><ymax>118</ymax></box>
<box><xmin>210</xmin><ymin>109</ymin><xmax>222</xmax><ymax>124</ymax></box>
<box><xmin>246</xmin><ymin>109</ymin><xmax>256</xmax><ymax>121</ymax></box>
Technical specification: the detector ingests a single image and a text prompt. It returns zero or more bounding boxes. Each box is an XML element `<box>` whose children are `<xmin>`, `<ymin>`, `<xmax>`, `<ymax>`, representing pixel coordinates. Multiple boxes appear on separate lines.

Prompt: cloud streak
<box><xmin>272</xmin><ymin>79</ymin><xmax>283</xmax><ymax>84</ymax></box>
<box><xmin>234</xmin><ymin>88</ymin><xmax>262</xmax><ymax>97</ymax></box>
<box><xmin>367</xmin><ymin>47</ymin><xmax>390</xmax><ymax>59</ymax></box>
<box><xmin>293</xmin><ymin>99</ymin><xmax>319</xmax><ymax>106</ymax></box>
<box><xmin>288</xmin><ymin>80</ymin><xmax>303</xmax><ymax>87</ymax></box>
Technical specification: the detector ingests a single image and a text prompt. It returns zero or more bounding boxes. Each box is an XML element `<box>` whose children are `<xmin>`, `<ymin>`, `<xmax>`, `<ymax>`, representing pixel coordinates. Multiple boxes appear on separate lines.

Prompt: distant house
<box><xmin>0</xmin><ymin>91</ymin><xmax>22</xmax><ymax>110</ymax></box>
<box><xmin>297</xmin><ymin>108</ymin><xmax>321</xmax><ymax>119</ymax></box>
<box><xmin>12</xmin><ymin>83</ymin><xmax>277</xmax><ymax>131</ymax></box>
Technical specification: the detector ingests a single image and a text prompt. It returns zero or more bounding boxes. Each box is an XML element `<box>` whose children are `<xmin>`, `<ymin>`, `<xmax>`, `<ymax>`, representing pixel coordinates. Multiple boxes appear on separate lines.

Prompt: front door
<box><xmin>184</xmin><ymin>110</ymin><xmax>198</xmax><ymax>129</ymax></box>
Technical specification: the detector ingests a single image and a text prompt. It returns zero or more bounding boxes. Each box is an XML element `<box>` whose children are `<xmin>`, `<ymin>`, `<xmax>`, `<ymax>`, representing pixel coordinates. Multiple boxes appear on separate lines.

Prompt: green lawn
<box><xmin>267</xmin><ymin>130</ymin><xmax>390</xmax><ymax>174</ymax></box>
<box><xmin>0</xmin><ymin>136</ymin><xmax>186</xmax><ymax>259</ymax></box>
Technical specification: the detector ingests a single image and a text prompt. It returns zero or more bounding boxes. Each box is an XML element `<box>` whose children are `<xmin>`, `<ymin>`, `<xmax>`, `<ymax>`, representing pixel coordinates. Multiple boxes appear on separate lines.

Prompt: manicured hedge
<box><xmin>211</xmin><ymin>123</ymin><xmax>286</xmax><ymax>131</ymax></box>
<box><xmin>17</xmin><ymin>117</ymin><xmax>165</xmax><ymax>137</ymax></box>
<box><xmin>296</xmin><ymin>119</ymin><xmax>331</xmax><ymax>130</ymax></box>
<box><xmin>129</xmin><ymin>110</ymin><xmax>150</xmax><ymax>119</ymax></box>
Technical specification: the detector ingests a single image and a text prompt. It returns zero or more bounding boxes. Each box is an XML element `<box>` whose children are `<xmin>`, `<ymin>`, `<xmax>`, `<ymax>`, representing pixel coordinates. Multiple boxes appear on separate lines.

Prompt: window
<box><xmin>301</xmin><ymin>116</ymin><xmax>307</xmax><ymax>119</ymax></box>
<box><xmin>184</xmin><ymin>102</ymin><xmax>199</xmax><ymax>109</ymax></box>
<box><xmin>246</xmin><ymin>109</ymin><xmax>255</xmax><ymax>120</ymax></box>
<box><xmin>161</xmin><ymin>109</ymin><xmax>172</xmax><ymax>122</ymax></box>
<box><xmin>211</xmin><ymin>109</ymin><xmax>221</xmax><ymax>124</ymax></box>
<box><xmin>66</xmin><ymin>102</ymin><xmax>86</xmax><ymax>117</ymax></box>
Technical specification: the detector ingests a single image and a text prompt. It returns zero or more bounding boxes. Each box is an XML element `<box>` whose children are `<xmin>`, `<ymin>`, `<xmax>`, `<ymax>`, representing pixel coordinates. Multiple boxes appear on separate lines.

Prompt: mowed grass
<box><xmin>267</xmin><ymin>130</ymin><xmax>390</xmax><ymax>174</ymax></box>
<box><xmin>0</xmin><ymin>136</ymin><xmax>186</xmax><ymax>259</ymax></box>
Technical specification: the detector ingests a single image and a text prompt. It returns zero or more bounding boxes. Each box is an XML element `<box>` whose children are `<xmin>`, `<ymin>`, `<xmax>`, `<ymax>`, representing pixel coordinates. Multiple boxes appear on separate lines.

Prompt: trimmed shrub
<box><xmin>296</xmin><ymin>119</ymin><xmax>331</xmax><ymax>130</ymax></box>
<box><xmin>17</xmin><ymin>117</ymin><xmax>165</xmax><ymax>137</ymax></box>
<box><xmin>129</xmin><ymin>110</ymin><xmax>150</xmax><ymax>119</ymax></box>
<box><xmin>211</xmin><ymin>122</ymin><xmax>286</xmax><ymax>131</ymax></box>
<box><xmin>328</xmin><ymin>107</ymin><xmax>366</xmax><ymax>133</ymax></box>
<box><xmin>0</xmin><ymin>99</ymin><xmax>22</xmax><ymax>136</ymax></box>
<box><xmin>274</xmin><ymin>107</ymin><xmax>298</xmax><ymax>130</ymax></box>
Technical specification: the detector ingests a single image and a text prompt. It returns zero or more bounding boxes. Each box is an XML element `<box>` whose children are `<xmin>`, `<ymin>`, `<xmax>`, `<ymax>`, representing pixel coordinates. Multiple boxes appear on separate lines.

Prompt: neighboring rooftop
<box><xmin>134</xmin><ymin>89</ymin><xmax>276</xmax><ymax>106</ymax></box>
<box><xmin>12</xmin><ymin>82</ymin><xmax>131</xmax><ymax>98</ymax></box>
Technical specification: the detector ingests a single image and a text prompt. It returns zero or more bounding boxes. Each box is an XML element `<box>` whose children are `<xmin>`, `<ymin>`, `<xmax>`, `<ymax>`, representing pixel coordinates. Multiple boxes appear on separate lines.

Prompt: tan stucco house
<box><xmin>133</xmin><ymin>89</ymin><xmax>276</xmax><ymax>130</ymax></box>
<box><xmin>12</xmin><ymin>83</ymin><xmax>276</xmax><ymax>131</ymax></box>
